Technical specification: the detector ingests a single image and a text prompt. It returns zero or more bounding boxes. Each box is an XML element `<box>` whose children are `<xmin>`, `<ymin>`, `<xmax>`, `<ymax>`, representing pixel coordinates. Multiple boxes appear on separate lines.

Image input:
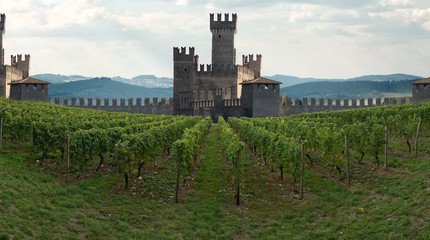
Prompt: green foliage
<box><xmin>0</xmin><ymin>97</ymin><xmax>202</xmax><ymax>180</ymax></box>
<box><xmin>218</xmin><ymin>117</ymin><xmax>244</xmax><ymax>172</ymax></box>
<box><xmin>172</xmin><ymin>118</ymin><xmax>211</xmax><ymax>175</ymax></box>
<box><xmin>228</xmin><ymin>117</ymin><xmax>301</xmax><ymax>180</ymax></box>
<box><xmin>0</xmin><ymin>233</ymin><xmax>10</xmax><ymax>240</ymax></box>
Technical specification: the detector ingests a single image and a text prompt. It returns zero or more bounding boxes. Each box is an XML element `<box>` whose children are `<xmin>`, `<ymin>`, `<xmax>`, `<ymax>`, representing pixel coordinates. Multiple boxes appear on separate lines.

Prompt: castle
<box><xmin>47</xmin><ymin>13</ymin><xmax>428</xmax><ymax>119</ymax></box>
<box><xmin>0</xmin><ymin>14</ymin><xmax>50</xmax><ymax>102</ymax></box>
<box><xmin>173</xmin><ymin>13</ymin><xmax>281</xmax><ymax>120</ymax></box>
<box><xmin>1</xmin><ymin>12</ymin><xmax>428</xmax><ymax>117</ymax></box>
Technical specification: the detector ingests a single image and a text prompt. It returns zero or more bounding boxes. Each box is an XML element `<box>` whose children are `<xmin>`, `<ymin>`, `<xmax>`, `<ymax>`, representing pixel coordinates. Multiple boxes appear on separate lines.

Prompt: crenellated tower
<box><xmin>11</xmin><ymin>54</ymin><xmax>30</xmax><ymax>78</ymax></box>
<box><xmin>0</xmin><ymin>14</ymin><xmax>5</xmax><ymax>68</ymax></box>
<box><xmin>210</xmin><ymin>13</ymin><xmax>237</xmax><ymax>67</ymax></box>
<box><xmin>242</xmin><ymin>54</ymin><xmax>262</xmax><ymax>79</ymax></box>
<box><xmin>173</xmin><ymin>47</ymin><xmax>197</xmax><ymax>115</ymax></box>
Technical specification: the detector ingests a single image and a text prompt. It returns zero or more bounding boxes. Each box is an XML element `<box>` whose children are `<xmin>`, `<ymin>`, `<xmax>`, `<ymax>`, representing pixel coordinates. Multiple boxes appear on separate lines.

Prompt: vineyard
<box><xmin>1</xmin><ymin>98</ymin><xmax>430</xmax><ymax>239</ymax></box>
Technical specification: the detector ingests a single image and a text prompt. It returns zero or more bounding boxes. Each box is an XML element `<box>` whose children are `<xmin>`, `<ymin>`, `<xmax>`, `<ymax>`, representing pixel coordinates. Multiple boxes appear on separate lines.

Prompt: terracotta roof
<box><xmin>8</xmin><ymin>77</ymin><xmax>51</xmax><ymax>85</ymax></box>
<box><xmin>240</xmin><ymin>77</ymin><xmax>282</xmax><ymax>85</ymax></box>
<box><xmin>411</xmin><ymin>77</ymin><xmax>430</xmax><ymax>85</ymax></box>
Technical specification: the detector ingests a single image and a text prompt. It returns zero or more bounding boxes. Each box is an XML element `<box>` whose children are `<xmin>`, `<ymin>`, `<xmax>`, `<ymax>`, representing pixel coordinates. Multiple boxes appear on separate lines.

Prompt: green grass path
<box><xmin>180</xmin><ymin>124</ymin><xmax>242</xmax><ymax>239</ymax></box>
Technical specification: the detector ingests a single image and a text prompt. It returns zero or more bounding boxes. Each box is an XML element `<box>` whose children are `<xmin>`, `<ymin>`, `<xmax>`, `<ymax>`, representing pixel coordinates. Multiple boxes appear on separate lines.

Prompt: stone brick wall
<box><xmin>412</xmin><ymin>84</ymin><xmax>430</xmax><ymax>103</ymax></box>
<box><xmin>10</xmin><ymin>83</ymin><xmax>49</xmax><ymax>102</ymax></box>
<box><xmin>49</xmin><ymin>97</ymin><xmax>173</xmax><ymax>115</ymax></box>
<box><xmin>0</xmin><ymin>65</ymin><xmax>23</xmax><ymax>98</ymax></box>
<box><xmin>49</xmin><ymin>95</ymin><xmax>412</xmax><ymax>120</ymax></box>
<box><xmin>279</xmin><ymin>97</ymin><xmax>411</xmax><ymax>116</ymax></box>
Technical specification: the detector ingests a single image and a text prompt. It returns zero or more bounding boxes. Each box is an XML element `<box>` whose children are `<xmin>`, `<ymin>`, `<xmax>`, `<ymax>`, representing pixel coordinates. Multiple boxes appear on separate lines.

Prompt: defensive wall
<box><xmin>48</xmin><ymin>95</ymin><xmax>412</xmax><ymax>118</ymax></box>
<box><xmin>280</xmin><ymin>97</ymin><xmax>411</xmax><ymax>116</ymax></box>
<box><xmin>49</xmin><ymin>97</ymin><xmax>173</xmax><ymax>115</ymax></box>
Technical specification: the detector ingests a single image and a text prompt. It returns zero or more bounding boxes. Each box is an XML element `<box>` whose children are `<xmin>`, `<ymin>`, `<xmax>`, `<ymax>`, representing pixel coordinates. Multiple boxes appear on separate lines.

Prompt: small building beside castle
<box><xmin>411</xmin><ymin>77</ymin><xmax>430</xmax><ymax>103</ymax></box>
<box><xmin>9</xmin><ymin>77</ymin><xmax>50</xmax><ymax>101</ymax></box>
<box><xmin>240</xmin><ymin>77</ymin><xmax>282</xmax><ymax>118</ymax></box>
<box><xmin>0</xmin><ymin>13</ymin><xmax>50</xmax><ymax>102</ymax></box>
<box><xmin>173</xmin><ymin>13</ymin><xmax>280</xmax><ymax>120</ymax></box>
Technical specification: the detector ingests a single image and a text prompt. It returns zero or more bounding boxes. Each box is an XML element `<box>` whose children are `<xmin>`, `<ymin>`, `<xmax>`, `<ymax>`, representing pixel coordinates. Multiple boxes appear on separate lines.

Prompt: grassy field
<box><xmin>1</xmin><ymin>124</ymin><xmax>430</xmax><ymax>239</ymax></box>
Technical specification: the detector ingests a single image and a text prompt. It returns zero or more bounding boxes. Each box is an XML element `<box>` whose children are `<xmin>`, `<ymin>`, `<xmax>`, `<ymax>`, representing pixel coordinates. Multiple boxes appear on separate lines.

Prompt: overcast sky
<box><xmin>0</xmin><ymin>0</ymin><xmax>429</xmax><ymax>79</ymax></box>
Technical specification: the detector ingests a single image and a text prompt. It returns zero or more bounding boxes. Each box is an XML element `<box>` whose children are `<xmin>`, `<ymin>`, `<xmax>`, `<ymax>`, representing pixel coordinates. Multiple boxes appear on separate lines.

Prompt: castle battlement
<box><xmin>210</xmin><ymin>13</ymin><xmax>237</xmax><ymax>32</ymax></box>
<box><xmin>194</xmin><ymin>99</ymin><xmax>214</xmax><ymax>108</ymax></box>
<box><xmin>195</xmin><ymin>63</ymin><xmax>237</xmax><ymax>74</ymax></box>
<box><xmin>11</xmin><ymin>54</ymin><xmax>30</xmax><ymax>65</ymax></box>
<box><xmin>223</xmin><ymin>98</ymin><xmax>241</xmax><ymax>107</ymax></box>
<box><xmin>49</xmin><ymin>97</ymin><xmax>173</xmax><ymax>115</ymax></box>
<box><xmin>241</xmin><ymin>54</ymin><xmax>262</xmax><ymax>78</ymax></box>
<box><xmin>197</xmin><ymin>64</ymin><xmax>212</xmax><ymax>72</ymax></box>
<box><xmin>280</xmin><ymin>96</ymin><xmax>411</xmax><ymax>116</ymax></box>
<box><xmin>10</xmin><ymin>54</ymin><xmax>30</xmax><ymax>78</ymax></box>
<box><xmin>173</xmin><ymin>47</ymin><xmax>195</xmax><ymax>61</ymax></box>
<box><xmin>242</xmin><ymin>54</ymin><xmax>262</xmax><ymax>65</ymax></box>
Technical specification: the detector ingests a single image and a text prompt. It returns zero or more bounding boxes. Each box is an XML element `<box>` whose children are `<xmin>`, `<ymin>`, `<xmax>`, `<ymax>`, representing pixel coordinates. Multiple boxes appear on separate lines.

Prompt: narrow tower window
<box><xmin>219</xmin><ymin>34</ymin><xmax>222</xmax><ymax>38</ymax></box>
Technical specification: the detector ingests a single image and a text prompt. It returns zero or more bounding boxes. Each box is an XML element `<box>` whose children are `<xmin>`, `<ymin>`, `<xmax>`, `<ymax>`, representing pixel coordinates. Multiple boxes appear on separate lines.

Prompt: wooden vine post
<box><xmin>384</xmin><ymin>126</ymin><xmax>388</xmax><ymax>171</ymax></box>
<box><xmin>236</xmin><ymin>149</ymin><xmax>240</xmax><ymax>206</ymax></box>
<box><xmin>175</xmin><ymin>149</ymin><xmax>182</xmax><ymax>203</ymax></box>
<box><xmin>115</xmin><ymin>144</ymin><xmax>119</xmax><ymax>193</ymax></box>
<box><xmin>345</xmin><ymin>134</ymin><xmax>350</xmax><ymax>187</ymax></box>
<box><xmin>300</xmin><ymin>142</ymin><xmax>304</xmax><ymax>200</ymax></box>
<box><xmin>66</xmin><ymin>134</ymin><xmax>70</xmax><ymax>182</ymax></box>
<box><xmin>29</xmin><ymin>125</ymin><xmax>34</xmax><ymax>167</ymax></box>
<box><xmin>0</xmin><ymin>117</ymin><xmax>3</xmax><ymax>152</ymax></box>
<box><xmin>414</xmin><ymin>118</ymin><xmax>421</xmax><ymax>158</ymax></box>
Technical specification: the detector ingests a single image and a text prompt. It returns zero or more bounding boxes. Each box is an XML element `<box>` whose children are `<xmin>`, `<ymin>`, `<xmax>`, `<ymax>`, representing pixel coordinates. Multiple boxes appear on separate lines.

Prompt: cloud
<box><xmin>379</xmin><ymin>0</ymin><xmax>412</xmax><ymax>7</ymax></box>
<box><xmin>0</xmin><ymin>0</ymin><xmax>33</xmax><ymax>12</ymax></box>
<box><xmin>42</xmin><ymin>0</ymin><xmax>106</xmax><ymax>29</ymax></box>
<box><xmin>286</xmin><ymin>4</ymin><xmax>318</xmax><ymax>23</ymax></box>
<box><xmin>1</xmin><ymin>0</ymin><xmax>106</xmax><ymax>31</ymax></box>
<box><xmin>176</xmin><ymin>0</ymin><xmax>188</xmax><ymax>6</ymax></box>
<box><xmin>105</xmin><ymin>11</ymin><xmax>206</xmax><ymax>36</ymax></box>
<box><xmin>369</xmin><ymin>7</ymin><xmax>430</xmax><ymax>30</ymax></box>
<box><xmin>2</xmin><ymin>0</ymin><xmax>430</xmax><ymax>78</ymax></box>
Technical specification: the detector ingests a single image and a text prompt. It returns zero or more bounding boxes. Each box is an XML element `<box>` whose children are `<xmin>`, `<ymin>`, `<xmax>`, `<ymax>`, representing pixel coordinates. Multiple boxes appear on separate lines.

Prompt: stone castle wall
<box><xmin>280</xmin><ymin>96</ymin><xmax>411</xmax><ymax>116</ymax></box>
<box><xmin>49</xmin><ymin>97</ymin><xmax>173</xmax><ymax>115</ymax></box>
<box><xmin>49</xmin><ymin>95</ymin><xmax>412</xmax><ymax>118</ymax></box>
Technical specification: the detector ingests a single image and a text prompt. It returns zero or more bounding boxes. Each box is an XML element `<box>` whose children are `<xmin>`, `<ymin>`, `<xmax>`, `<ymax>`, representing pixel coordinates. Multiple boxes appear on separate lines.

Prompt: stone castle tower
<box><xmin>0</xmin><ymin>14</ymin><xmax>4</xmax><ymax>68</ymax></box>
<box><xmin>173</xmin><ymin>13</ymin><xmax>280</xmax><ymax>118</ymax></box>
<box><xmin>210</xmin><ymin>13</ymin><xmax>237</xmax><ymax>67</ymax></box>
<box><xmin>0</xmin><ymin>13</ymin><xmax>50</xmax><ymax>101</ymax></box>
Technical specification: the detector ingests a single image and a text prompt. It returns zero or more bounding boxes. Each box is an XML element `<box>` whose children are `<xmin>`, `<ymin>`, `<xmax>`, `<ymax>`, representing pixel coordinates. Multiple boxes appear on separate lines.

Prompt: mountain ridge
<box><xmin>33</xmin><ymin>73</ymin><xmax>424</xmax><ymax>89</ymax></box>
<box><xmin>48</xmin><ymin>77</ymin><xmax>173</xmax><ymax>99</ymax></box>
<box><xmin>42</xmin><ymin>73</ymin><xmax>422</xmax><ymax>100</ymax></box>
<box><xmin>280</xmin><ymin>79</ymin><xmax>416</xmax><ymax>99</ymax></box>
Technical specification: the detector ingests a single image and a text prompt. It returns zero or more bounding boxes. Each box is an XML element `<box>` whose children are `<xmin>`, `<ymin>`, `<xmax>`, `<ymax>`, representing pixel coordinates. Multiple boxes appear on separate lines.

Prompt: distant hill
<box><xmin>42</xmin><ymin>73</ymin><xmax>422</xmax><ymax>100</ymax></box>
<box><xmin>49</xmin><ymin>78</ymin><xmax>173</xmax><ymax>99</ymax></box>
<box><xmin>36</xmin><ymin>73</ymin><xmax>422</xmax><ymax>89</ymax></box>
<box><xmin>32</xmin><ymin>74</ymin><xmax>91</xmax><ymax>84</ymax></box>
<box><xmin>33</xmin><ymin>73</ymin><xmax>173</xmax><ymax>88</ymax></box>
<box><xmin>266</xmin><ymin>73</ymin><xmax>422</xmax><ymax>87</ymax></box>
<box><xmin>280</xmin><ymin>80</ymin><xmax>417</xmax><ymax>99</ymax></box>
<box><xmin>112</xmin><ymin>75</ymin><xmax>173</xmax><ymax>88</ymax></box>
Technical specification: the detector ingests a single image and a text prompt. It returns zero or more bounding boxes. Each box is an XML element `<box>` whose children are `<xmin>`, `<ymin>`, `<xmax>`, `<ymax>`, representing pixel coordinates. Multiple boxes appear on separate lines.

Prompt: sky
<box><xmin>0</xmin><ymin>0</ymin><xmax>429</xmax><ymax>79</ymax></box>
